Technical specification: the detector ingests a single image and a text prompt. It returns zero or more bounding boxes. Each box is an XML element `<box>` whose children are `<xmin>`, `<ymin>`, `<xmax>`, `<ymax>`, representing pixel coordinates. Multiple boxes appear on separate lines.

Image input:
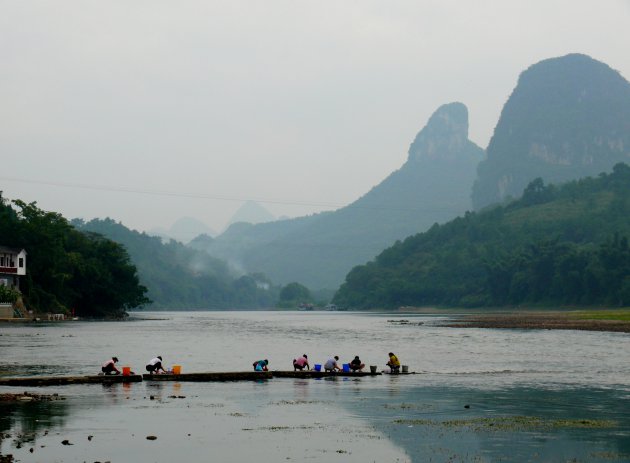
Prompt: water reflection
<box><xmin>2</xmin><ymin>381</ymin><xmax>630</xmax><ymax>462</ymax></box>
<box><xmin>350</xmin><ymin>385</ymin><xmax>630</xmax><ymax>462</ymax></box>
<box><xmin>2</xmin><ymin>312</ymin><xmax>630</xmax><ymax>462</ymax></box>
<box><xmin>0</xmin><ymin>398</ymin><xmax>70</xmax><ymax>450</ymax></box>
<box><xmin>293</xmin><ymin>379</ymin><xmax>310</xmax><ymax>401</ymax></box>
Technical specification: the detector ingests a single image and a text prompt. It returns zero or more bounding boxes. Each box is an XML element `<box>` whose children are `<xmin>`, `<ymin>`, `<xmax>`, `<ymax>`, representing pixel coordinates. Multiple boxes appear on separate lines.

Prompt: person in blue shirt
<box><xmin>253</xmin><ymin>359</ymin><xmax>269</xmax><ymax>371</ymax></box>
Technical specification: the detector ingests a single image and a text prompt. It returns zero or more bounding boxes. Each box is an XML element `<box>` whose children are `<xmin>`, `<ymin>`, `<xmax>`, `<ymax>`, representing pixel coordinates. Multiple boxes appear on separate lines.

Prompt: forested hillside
<box><xmin>76</xmin><ymin>218</ymin><xmax>280</xmax><ymax>309</ymax></box>
<box><xmin>334</xmin><ymin>164</ymin><xmax>630</xmax><ymax>309</ymax></box>
<box><xmin>0</xmin><ymin>195</ymin><xmax>148</xmax><ymax>317</ymax></box>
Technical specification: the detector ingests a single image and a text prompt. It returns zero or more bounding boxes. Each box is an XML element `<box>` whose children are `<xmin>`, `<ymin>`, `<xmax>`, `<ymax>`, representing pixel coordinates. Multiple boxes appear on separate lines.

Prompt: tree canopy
<box><xmin>0</xmin><ymin>195</ymin><xmax>149</xmax><ymax>317</ymax></box>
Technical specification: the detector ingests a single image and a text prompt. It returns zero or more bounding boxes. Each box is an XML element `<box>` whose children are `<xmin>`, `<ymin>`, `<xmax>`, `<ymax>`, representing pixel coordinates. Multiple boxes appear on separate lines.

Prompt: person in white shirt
<box><xmin>146</xmin><ymin>356</ymin><xmax>166</xmax><ymax>374</ymax></box>
<box><xmin>324</xmin><ymin>356</ymin><xmax>341</xmax><ymax>372</ymax></box>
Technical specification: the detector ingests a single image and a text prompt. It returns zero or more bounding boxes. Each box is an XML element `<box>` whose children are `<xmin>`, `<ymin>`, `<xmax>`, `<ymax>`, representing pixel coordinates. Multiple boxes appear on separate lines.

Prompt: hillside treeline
<box><xmin>0</xmin><ymin>195</ymin><xmax>149</xmax><ymax>317</ymax></box>
<box><xmin>75</xmin><ymin>218</ymin><xmax>281</xmax><ymax>309</ymax></box>
<box><xmin>334</xmin><ymin>163</ymin><xmax>630</xmax><ymax>309</ymax></box>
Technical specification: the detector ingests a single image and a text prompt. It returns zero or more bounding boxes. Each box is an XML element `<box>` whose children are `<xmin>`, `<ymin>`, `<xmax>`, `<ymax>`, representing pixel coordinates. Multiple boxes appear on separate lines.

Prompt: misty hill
<box><xmin>188</xmin><ymin>233</ymin><xmax>214</xmax><ymax>251</ymax></box>
<box><xmin>75</xmin><ymin>218</ymin><xmax>278</xmax><ymax>309</ymax></box>
<box><xmin>198</xmin><ymin>102</ymin><xmax>484</xmax><ymax>289</ymax></box>
<box><xmin>227</xmin><ymin>201</ymin><xmax>275</xmax><ymax>227</ymax></box>
<box><xmin>334</xmin><ymin>164</ymin><xmax>630</xmax><ymax>309</ymax></box>
<box><xmin>150</xmin><ymin>217</ymin><xmax>216</xmax><ymax>244</ymax></box>
<box><xmin>472</xmin><ymin>53</ymin><xmax>630</xmax><ymax>210</ymax></box>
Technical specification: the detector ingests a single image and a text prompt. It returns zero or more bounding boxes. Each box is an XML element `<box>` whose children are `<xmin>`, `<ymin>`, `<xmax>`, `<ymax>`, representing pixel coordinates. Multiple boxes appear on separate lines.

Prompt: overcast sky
<box><xmin>1</xmin><ymin>0</ymin><xmax>629</xmax><ymax>235</ymax></box>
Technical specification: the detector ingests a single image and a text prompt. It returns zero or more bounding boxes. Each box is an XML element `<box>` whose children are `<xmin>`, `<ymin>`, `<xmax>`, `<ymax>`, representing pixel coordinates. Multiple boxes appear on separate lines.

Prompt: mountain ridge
<box><xmin>197</xmin><ymin>102</ymin><xmax>484</xmax><ymax>289</ymax></box>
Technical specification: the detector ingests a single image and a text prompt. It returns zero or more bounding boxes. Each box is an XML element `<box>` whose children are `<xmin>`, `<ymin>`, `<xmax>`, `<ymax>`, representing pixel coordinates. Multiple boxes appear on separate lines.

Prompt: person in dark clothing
<box><xmin>350</xmin><ymin>355</ymin><xmax>365</xmax><ymax>372</ymax></box>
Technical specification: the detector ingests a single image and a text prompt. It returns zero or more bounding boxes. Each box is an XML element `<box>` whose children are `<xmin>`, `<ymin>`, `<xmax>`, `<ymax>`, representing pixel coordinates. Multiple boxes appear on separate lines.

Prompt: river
<box><xmin>1</xmin><ymin>311</ymin><xmax>629</xmax><ymax>462</ymax></box>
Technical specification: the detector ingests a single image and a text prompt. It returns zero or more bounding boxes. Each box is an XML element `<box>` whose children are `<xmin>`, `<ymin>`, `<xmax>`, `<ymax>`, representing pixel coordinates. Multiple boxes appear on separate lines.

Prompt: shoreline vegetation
<box><xmin>443</xmin><ymin>309</ymin><xmax>630</xmax><ymax>333</ymax></box>
<box><xmin>5</xmin><ymin>307</ymin><xmax>630</xmax><ymax>333</ymax></box>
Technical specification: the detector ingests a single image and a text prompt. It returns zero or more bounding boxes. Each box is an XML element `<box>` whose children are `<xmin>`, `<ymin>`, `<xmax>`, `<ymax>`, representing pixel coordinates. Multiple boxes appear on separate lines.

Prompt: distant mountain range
<box><xmin>150</xmin><ymin>217</ymin><xmax>216</xmax><ymax>244</ymax></box>
<box><xmin>472</xmin><ymin>53</ymin><xmax>630</xmax><ymax>210</ymax></box>
<box><xmin>148</xmin><ymin>202</ymin><xmax>274</xmax><ymax>244</ymax></box>
<box><xmin>228</xmin><ymin>201</ymin><xmax>275</xmax><ymax>227</ymax></box>
<box><xmin>195</xmin><ymin>102</ymin><xmax>484</xmax><ymax>289</ymax></box>
<box><xmin>78</xmin><ymin>52</ymin><xmax>630</xmax><ymax>309</ymax></box>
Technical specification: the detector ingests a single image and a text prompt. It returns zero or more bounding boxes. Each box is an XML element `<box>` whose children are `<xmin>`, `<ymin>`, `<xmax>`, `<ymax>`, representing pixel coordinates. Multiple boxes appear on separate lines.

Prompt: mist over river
<box><xmin>2</xmin><ymin>311</ymin><xmax>630</xmax><ymax>462</ymax></box>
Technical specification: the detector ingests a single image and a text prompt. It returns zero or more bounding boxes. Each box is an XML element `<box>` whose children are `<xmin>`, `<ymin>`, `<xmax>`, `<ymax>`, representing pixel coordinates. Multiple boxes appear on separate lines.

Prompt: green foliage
<box><xmin>278</xmin><ymin>282</ymin><xmax>312</xmax><ymax>308</ymax></box>
<box><xmin>0</xmin><ymin>194</ymin><xmax>149</xmax><ymax>317</ymax></box>
<box><xmin>334</xmin><ymin>164</ymin><xmax>630</xmax><ymax>309</ymax></box>
<box><xmin>0</xmin><ymin>284</ymin><xmax>20</xmax><ymax>303</ymax></box>
<box><xmin>76</xmin><ymin>219</ymin><xmax>281</xmax><ymax>309</ymax></box>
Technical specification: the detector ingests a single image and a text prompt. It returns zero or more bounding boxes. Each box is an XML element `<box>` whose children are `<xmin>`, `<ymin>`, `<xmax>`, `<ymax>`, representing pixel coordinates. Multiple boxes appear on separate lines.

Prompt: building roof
<box><xmin>0</xmin><ymin>246</ymin><xmax>26</xmax><ymax>254</ymax></box>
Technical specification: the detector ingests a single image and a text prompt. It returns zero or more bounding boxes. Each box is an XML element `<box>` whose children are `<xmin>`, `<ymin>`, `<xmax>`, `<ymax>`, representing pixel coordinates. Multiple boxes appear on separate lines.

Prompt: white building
<box><xmin>0</xmin><ymin>246</ymin><xmax>27</xmax><ymax>290</ymax></box>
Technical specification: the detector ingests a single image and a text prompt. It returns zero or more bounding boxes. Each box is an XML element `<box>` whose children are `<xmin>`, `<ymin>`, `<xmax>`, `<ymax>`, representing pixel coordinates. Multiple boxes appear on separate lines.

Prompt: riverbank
<box><xmin>446</xmin><ymin>309</ymin><xmax>630</xmax><ymax>332</ymax></box>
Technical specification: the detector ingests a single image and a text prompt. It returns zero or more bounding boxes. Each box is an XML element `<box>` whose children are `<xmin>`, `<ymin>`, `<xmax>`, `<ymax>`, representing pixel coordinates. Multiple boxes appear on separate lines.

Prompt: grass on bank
<box><xmin>570</xmin><ymin>309</ymin><xmax>630</xmax><ymax>321</ymax></box>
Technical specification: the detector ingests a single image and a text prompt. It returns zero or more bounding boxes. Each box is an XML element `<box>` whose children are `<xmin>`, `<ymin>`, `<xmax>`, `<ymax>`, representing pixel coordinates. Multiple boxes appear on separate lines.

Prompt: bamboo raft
<box><xmin>0</xmin><ymin>370</ymin><xmax>413</xmax><ymax>387</ymax></box>
<box><xmin>0</xmin><ymin>374</ymin><xmax>143</xmax><ymax>387</ymax></box>
<box><xmin>142</xmin><ymin>371</ymin><xmax>272</xmax><ymax>382</ymax></box>
<box><xmin>272</xmin><ymin>370</ymin><xmax>382</xmax><ymax>378</ymax></box>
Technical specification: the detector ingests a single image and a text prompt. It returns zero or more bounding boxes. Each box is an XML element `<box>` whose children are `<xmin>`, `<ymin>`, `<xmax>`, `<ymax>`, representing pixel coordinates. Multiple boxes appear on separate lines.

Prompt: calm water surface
<box><xmin>1</xmin><ymin>311</ymin><xmax>629</xmax><ymax>462</ymax></box>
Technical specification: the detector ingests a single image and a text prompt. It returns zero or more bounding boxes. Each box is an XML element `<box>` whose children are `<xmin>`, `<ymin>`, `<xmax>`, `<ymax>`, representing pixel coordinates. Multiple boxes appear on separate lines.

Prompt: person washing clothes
<box><xmin>146</xmin><ymin>356</ymin><xmax>166</xmax><ymax>374</ymax></box>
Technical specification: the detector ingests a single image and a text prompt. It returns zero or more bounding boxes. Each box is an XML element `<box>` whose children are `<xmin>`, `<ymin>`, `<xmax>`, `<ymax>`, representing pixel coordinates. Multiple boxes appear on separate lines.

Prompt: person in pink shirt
<box><xmin>293</xmin><ymin>354</ymin><xmax>310</xmax><ymax>371</ymax></box>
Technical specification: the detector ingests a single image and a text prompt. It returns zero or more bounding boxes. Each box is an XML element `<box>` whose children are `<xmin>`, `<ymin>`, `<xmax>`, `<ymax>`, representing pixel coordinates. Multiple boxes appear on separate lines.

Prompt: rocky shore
<box><xmin>0</xmin><ymin>392</ymin><xmax>64</xmax><ymax>402</ymax></box>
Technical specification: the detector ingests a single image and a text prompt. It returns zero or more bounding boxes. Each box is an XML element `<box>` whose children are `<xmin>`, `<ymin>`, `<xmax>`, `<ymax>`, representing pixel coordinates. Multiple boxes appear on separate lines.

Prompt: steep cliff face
<box><xmin>200</xmin><ymin>102</ymin><xmax>484</xmax><ymax>289</ymax></box>
<box><xmin>349</xmin><ymin>102</ymin><xmax>483</xmax><ymax>219</ymax></box>
<box><xmin>472</xmin><ymin>53</ymin><xmax>630</xmax><ymax>210</ymax></box>
<box><xmin>408</xmin><ymin>102</ymin><xmax>470</xmax><ymax>162</ymax></box>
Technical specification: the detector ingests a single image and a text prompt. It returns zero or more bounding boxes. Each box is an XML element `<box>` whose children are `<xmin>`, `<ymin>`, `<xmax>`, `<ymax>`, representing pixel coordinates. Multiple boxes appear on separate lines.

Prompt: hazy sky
<box><xmin>2</xmin><ymin>0</ymin><xmax>629</xmax><ymax>235</ymax></box>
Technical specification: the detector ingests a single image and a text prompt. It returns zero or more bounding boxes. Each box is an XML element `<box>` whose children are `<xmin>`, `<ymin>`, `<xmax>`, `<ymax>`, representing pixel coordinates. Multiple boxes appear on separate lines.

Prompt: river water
<box><xmin>1</xmin><ymin>311</ymin><xmax>630</xmax><ymax>462</ymax></box>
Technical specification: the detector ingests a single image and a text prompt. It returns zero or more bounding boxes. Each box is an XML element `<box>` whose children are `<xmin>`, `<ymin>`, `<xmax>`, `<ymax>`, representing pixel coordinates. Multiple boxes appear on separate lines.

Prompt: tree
<box><xmin>0</xmin><ymin>198</ymin><xmax>149</xmax><ymax>317</ymax></box>
<box><xmin>278</xmin><ymin>282</ymin><xmax>312</xmax><ymax>308</ymax></box>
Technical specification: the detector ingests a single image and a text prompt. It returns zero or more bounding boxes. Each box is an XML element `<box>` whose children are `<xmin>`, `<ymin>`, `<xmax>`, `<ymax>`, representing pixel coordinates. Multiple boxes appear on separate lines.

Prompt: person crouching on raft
<box><xmin>253</xmin><ymin>359</ymin><xmax>269</xmax><ymax>371</ymax></box>
<box><xmin>146</xmin><ymin>356</ymin><xmax>166</xmax><ymax>374</ymax></box>
<box><xmin>324</xmin><ymin>356</ymin><xmax>341</xmax><ymax>372</ymax></box>
<box><xmin>350</xmin><ymin>355</ymin><xmax>365</xmax><ymax>372</ymax></box>
<box><xmin>102</xmin><ymin>357</ymin><xmax>120</xmax><ymax>375</ymax></box>
<box><xmin>387</xmin><ymin>352</ymin><xmax>401</xmax><ymax>373</ymax></box>
<box><xmin>293</xmin><ymin>354</ymin><xmax>310</xmax><ymax>371</ymax></box>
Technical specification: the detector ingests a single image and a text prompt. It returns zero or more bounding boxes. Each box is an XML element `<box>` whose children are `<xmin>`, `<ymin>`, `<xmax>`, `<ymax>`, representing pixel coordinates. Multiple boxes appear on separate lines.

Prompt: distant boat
<box><xmin>298</xmin><ymin>303</ymin><xmax>314</xmax><ymax>311</ymax></box>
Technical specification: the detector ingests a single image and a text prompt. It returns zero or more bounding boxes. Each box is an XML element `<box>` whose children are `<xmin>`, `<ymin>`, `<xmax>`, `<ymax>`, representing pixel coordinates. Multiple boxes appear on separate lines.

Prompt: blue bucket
<box><xmin>314</xmin><ymin>364</ymin><xmax>321</xmax><ymax>372</ymax></box>
<box><xmin>342</xmin><ymin>363</ymin><xmax>350</xmax><ymax>372</ymax></box>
